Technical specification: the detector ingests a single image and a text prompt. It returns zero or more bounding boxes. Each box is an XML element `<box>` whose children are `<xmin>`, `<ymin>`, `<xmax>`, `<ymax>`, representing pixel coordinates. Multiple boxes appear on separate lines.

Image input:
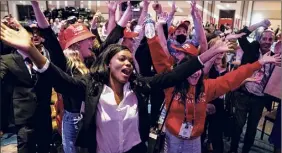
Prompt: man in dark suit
<box><xmin>0</xmin><ymin>24</ymin><xmax>53</xmax><ymax>153</ymax></box>
<box><xmin>229</xmin><ymin>19</ymin><xmax>276</xmax><ymax>153</ymax></box>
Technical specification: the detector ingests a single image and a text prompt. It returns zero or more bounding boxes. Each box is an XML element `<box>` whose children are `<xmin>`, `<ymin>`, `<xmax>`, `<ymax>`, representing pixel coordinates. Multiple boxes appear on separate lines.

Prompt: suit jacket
<box><xmin>0</xmin><ymin>53</ymin><xmax>52</xmax><ymax>125</ymax></box>
<box><xmin>238</xmin><ymin>26</ymin><xmax>261</xmax><ymax>65</ymax></box>
<box><xmin>238</xmin><ymin>26</ymin><xmax>275</xmax><ymax>111</ymax></box>
<box><xmin>39</xmin><ymin>56</ymin><xmax>203</xmax><ymax>153</ymax></box>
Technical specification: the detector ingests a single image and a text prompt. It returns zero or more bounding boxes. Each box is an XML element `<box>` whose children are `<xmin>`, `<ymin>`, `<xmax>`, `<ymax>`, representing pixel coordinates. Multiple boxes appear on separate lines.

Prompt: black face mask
<box><xmin>176</xmin><ymin>34</ymin><xmax>187</xmax><ymax>44</ymax></box>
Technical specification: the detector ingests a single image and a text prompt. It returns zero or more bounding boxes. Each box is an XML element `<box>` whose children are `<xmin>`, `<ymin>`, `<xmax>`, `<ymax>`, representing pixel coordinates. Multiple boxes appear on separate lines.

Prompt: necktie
<box><xmin>24</xmin><ymin>58</ymin><xmax>37</xmax><ymax>84</ymax></box>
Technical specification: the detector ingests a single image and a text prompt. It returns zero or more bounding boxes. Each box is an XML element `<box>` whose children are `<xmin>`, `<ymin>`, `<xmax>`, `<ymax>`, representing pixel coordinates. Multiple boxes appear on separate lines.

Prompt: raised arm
<box><xmin>167</xmin><ymin>1</ymin><xmax>177</xmax><ymax>28</ymax></box>
<box><xmin>205</xmin><ymin>52</ymin><xmax>281</xmax><ymax>102</ymax></box>
<box><xmin>138</xmin><ymin>0</ymin><xmax>149</xmax><ymax>27</ymax></box>
<box><xmin>155</xmin><ymin>14</ymin><xmax>170</xmax><ymax>58</ymax></box>
<box><xmin>152</xmin><ymin>2</ymin><xmax>163</xmax><ymax>19</ymax></box>
<box><xmin>94</xmin><ymin>2</ymin><xmax>131</xmax><ymax>57</ymax></box>
<box><xmin>31</xmin><ymin>1</ymin><xmax>67</xmax><ymax>72</ymax></box>
<box><xmin>147</xmin><ymin>36</ymin><xmax>174</xmax><ymax>74</ymax></box>
<box><xmin>238</xmin><ymin>19</ymin><xmax>270</xmax><ymax>53</ymax></box>
<box><xmin>117</xmin><ymin>1</ymin><xmax>132</xmax><ymax>29</ymax></box>
<box><xmin>203</xmin><ymin>54</ymin><xmax>219</xmax><ymax>75</ymax></box>
<box><xmin>131</xmin><ymin>0</ymin><xmax>150</xmax><ymax>73</ymax></box>
<box><xmin>191</xmin><ymin>0</ymin><xmax>207</xmax><ymax>53</ymax></box>
<box><xmin>106</xmin><ymin>1</ymin><xmax>118</xmax><ymax>35</ymax></box>
<box><xmin>0</xmin><ymin>21</ymin><xmax>86</xmax><ymax>100</ymax></box>
<box><xmin>203</xmin><ymin>39</ymin><xmax>232</xmax><ymax>75</ymax></box>
<box><xmin>31</xmin><ymin>1</ymin><xmax>49</xmax><ymax>28</ymax></box>
<box><xmin>143</xmin><ymin>41</ymin><xmax>237</xmax><ymax>89</ymax></box>
<box><xmin>141</xmin><ymin>56</ymin><xmax>204</xmax><ymax>90</ymax></box>
<box><xmin>91</xmin><ymin>11</ymin><xmax>103</xmax><ymax>45</ymax></box>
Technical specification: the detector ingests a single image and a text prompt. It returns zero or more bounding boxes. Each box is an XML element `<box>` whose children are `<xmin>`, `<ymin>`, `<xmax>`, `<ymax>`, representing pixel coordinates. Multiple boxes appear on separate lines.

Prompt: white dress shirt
<box><xmin>96</xmin><ymin>83</ymin><xmax>141</xmax><ymax>153</ymax></box>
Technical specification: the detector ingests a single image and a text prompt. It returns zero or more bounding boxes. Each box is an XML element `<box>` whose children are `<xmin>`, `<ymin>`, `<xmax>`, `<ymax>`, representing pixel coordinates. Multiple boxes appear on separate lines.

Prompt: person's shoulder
<box><xmin>1</xmin><ymin>53</ymin><xmax>17</xmax><ymax>61</ymax></box>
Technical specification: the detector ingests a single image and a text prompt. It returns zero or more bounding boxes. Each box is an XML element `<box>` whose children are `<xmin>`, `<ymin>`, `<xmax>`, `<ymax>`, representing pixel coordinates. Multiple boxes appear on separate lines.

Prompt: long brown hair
<box><xmin>174</xmin><ymin>54</ymin><xmax>205</xmax><ymax>104</ymax></box>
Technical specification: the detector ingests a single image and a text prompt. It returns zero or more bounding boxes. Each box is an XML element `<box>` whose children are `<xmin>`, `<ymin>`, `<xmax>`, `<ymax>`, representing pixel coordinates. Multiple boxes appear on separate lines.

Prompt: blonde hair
<box><xmin>208</xmin><ymin>37</ymin><xmax>227</xmax><ymax>68</ymax></box>
<box><xmin>208</xmin><ymin>36</ymin><xmax>221</xmax><ymax>49</ymax></box>
<box><xmin>63</xmin><ymin>43</ymin><xmax>89</xmax><ymax>76</ymax></box>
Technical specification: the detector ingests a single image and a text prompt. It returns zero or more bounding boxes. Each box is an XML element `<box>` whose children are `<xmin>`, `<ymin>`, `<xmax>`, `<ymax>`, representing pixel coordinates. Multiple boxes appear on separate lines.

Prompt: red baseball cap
<box><xmin>176</xmin><ymin>22</ymin><xmax>189</xmax><ymax>32</ymax></box>
<box><xmin>175</xmin><ymin>20</ymin><xmax>190</xmax><ymax>32</ymax></box>
<box><xmin>63</xmin><ymin>23</ymin><xmax>95</xmax><ymax>49</ymax></box>
<box><xmin>170</xmin><ymin>43</ymin><xmax>199</xmax><ymax>56</ymax></box>
<box><xmin>123</xmin><ymin>29</ymin><xmax>138</xmax><ymax>39</ymax></box>
<box><xmin>169</xmin><ymin>26</ymin><xmax>176</xmax><ymax>35</ymax></box>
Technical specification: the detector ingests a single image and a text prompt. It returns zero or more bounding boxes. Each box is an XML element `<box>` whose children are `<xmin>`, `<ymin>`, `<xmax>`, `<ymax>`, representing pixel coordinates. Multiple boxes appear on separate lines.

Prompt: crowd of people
<box><xmin>0</xmin><ymin>1</ymin><xmax>281</xmax><ymax>153</ymax></box>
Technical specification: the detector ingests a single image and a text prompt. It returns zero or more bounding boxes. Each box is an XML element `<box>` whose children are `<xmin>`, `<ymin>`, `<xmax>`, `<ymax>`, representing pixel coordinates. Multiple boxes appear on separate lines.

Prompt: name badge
<box><xmin>178</xmin><ymin>122</ymin><xmax>193</xmax><ymax>139</ymax></box>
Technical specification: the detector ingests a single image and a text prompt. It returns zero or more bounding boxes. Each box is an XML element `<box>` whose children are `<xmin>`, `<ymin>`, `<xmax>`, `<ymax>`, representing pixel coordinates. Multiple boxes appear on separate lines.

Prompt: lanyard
<box><xmin>183</xmin><ymin>96</ymin><xmax>196</xmax><ymax>125</ymax></box>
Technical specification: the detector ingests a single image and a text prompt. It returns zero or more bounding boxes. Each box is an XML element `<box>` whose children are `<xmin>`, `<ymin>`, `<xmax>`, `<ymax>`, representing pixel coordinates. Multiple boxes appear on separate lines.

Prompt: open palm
<box><xmin>261</xmin><ymin>52</ymin><xmax>281</xmax><ymax>65</ymax></box>
<box><xmin>215</xmin><ymin>41</ymin><xmax>233</xmax><ymax>53</ymax></box>
<box><xmin>1</xmin><ymin>20</ymin><xmax>32</xmax><ymax>53</ymax></box>
<box><xmin>107</xmin><ymin>1</ymin><xmax>118</xmax><ymax>13</ymax></box>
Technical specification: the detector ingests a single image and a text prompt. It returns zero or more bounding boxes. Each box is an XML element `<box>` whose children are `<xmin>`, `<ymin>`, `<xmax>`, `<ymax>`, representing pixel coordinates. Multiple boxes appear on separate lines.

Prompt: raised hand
<box><xmin>214</xmin><ymin>41</ymin><xmax>233</xmax><ymax>53</ymax></box>
<box><xmin>260</xmin><ymin>19</ymin><xmax>271</xmax><ymax>28</ymax></box>
<box><xmin>107</xmin><ymin>1</ymin><xmax>118</xmax><ymax>13</ymax></box>
<box><xmin>143</xmin><ymin>0</ymin><xmax>150</xmax><ymax>7</ymax></box>
<box><xmin>191</xmin><ymin>0</ymin><xmax>201</xmax><ymax>20</ymax></box>
<box><xmin>156</xmin><ymin>12</ymin><xmax>167</xmax><ymax>28</ymax></box>
<box><xmin>31</xmin><ymin>0</ymin><xmax>39</xmax><ymax>7</ymax></box>
<box><xmin>60</xmin><ymin>20</ymin><xmax>68</xmax><ymax>30</ymax></box>
<box><xmin>225</xmin><ymin>32</ymin><xmax>246</xmax><ymax>41</ymax></box>
<box><xmin>190</xmin><ymin>0</ymin><xmax>197</xmax><ymax>15</ymax></box>
<box><xmin>171</xmin><ymin>1</ymin><xmax>177</xmax><ymax>13</ymax></box>
<box><xmin>152</xmin><ymin>2</ymin><xmax>162</xmax><ymax>14</ymax></box>
<box><xmin>91</xmin><ymin>10</ymin><xmax>101</xmax><ymax>28</ymax></box>
<box><xmin>1</xmin><ymin>19</ymin><xmax>32</xmax><ymax>53</ymax></box>
<box><xmin>125</xmin><ymin>1</ymin><xmax>132</xmax><ymax>13</ymax></box>
<box><xmin>259</xmin><ymin>52</ymin><xmax>281</xmax><ymax>65</ymax></box>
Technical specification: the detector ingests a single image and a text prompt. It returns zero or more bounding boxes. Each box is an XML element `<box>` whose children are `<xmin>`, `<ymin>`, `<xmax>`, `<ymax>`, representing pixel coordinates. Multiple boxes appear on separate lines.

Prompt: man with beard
<box><xmin>229</xmin><ymin>19</ymin><xmax>277</xmax><ymax>153</ymax></box>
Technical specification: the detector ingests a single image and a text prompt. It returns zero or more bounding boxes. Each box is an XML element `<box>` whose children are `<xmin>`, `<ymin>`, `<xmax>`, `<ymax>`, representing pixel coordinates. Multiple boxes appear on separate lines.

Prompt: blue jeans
<box><xmin>164</xmin><ymin>130</ymin><xmax>201</xmax><ymax>153</ymax></box>
<box><xmin>62</xmin><ymin>111</ymin><xmax>83</xmax><ymax>153</ymax></box>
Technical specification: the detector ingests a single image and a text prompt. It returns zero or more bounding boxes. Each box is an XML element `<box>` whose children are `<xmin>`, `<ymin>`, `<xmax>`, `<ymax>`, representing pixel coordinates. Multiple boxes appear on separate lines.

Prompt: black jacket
<box><xmin>238</xmin><ymin>26</ymin><xmax>261</xmax><ymax>65</ymax></box>
<box><xmin>39</xmin><ymin>24</ymin><xmax>125</xmax><ymax>113</ymax></box>
<box><xmin>40</xmin><ymin>56</ymin><xmax>203</xmax><ymax>152</ymax></box>
<box><xmin>237</xmin><ymin>26</ymin><xmax>275</xmax><ymax>110</ymax></box>
<box><xmin>0</xmin><ymin>54</ymin><xmax>52</xmax><ymax>125</ymax></box>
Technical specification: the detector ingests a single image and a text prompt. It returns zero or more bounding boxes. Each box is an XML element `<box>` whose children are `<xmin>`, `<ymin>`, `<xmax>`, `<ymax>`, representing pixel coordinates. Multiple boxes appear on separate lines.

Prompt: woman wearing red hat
<box><xmin>147</xmin><ymin>33</ymin><xmax>281</xmax><ymax>153</ymax></box>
